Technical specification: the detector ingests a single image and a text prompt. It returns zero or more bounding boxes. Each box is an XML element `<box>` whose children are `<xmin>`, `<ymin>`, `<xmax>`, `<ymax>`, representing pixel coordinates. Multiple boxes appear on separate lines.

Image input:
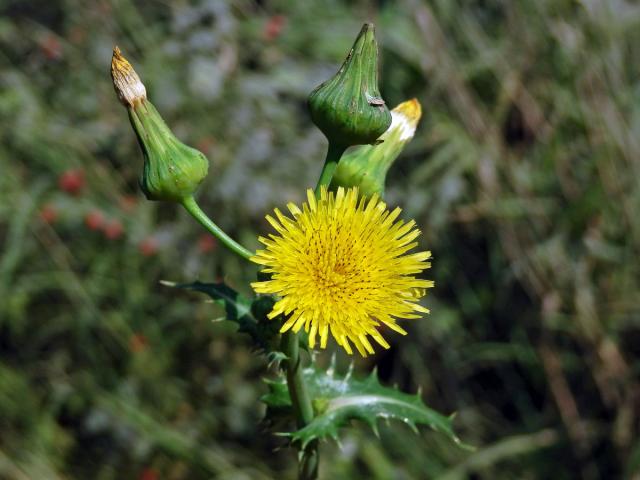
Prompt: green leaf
<box><xmin>161</xmin><ymin>280</ymin><xmax>280</xmax><ymax>352</ymax></box>
<box><xmin>262</xmin><ymin>359</ymin><xmax>471</xmax><ymax>450</ymax></box>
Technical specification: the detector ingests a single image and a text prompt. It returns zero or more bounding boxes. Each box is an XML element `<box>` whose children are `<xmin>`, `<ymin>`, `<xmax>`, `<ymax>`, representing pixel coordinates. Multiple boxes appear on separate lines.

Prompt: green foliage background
<box><xmin>1</xmin><ymin>0</ymin><xmax>639</xmax><ymax>478</ymax></box>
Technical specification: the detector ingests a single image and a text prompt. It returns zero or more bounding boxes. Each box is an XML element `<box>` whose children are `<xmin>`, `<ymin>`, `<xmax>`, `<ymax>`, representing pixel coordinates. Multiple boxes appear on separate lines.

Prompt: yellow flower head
<box><xmin>251</xmin><ymin>187</ymin><xmax>433</xmax><ymax>356</ymax></box>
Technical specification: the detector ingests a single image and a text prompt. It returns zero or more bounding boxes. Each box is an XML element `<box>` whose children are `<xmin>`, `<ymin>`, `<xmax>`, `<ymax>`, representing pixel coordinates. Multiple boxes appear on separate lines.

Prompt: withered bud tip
<box><xmin>111</xmin><ymin>46</ymin><xmax>147</xmax><ymax>107</ymax></box>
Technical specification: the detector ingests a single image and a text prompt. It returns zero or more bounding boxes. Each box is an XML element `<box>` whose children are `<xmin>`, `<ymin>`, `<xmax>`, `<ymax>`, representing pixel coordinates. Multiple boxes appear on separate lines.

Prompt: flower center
<box><xmin>306</xmin><ymin>241</ymin><xmax>373</xmax><ymax>310</ymax></box>
<box><xmin>314</xmin><ymin>259</ymin><xmax>351</xmax><ymax>291</ymax></box>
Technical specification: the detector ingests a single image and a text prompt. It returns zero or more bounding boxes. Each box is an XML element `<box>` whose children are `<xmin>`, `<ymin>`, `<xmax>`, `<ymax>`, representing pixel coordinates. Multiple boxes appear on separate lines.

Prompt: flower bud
<box><xmin>111</xmin><ymin>47</ymin><xmax>208</xmax><ymax>202</ymax></box>
<box><xmin>330</xmin><ymin>98</ymin><xmax>422</xmax><ymax>197</ymax></box>
<box><xmin>308</xmin><ymin>23</ymin><xmax>391</xmax><ymax>147</ymax></box>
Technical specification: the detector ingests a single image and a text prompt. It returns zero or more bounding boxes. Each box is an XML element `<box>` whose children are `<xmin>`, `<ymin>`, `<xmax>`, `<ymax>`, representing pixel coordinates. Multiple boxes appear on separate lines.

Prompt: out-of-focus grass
<box><xmin>0</xmin><ymin>0</ymin><xmax>639</xmax><ymax>479</ymax></box>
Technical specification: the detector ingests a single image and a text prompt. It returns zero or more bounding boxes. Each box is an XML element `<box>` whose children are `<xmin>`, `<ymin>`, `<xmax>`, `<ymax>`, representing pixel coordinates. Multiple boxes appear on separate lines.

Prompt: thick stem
<box><xmin>282</xmin><ymin>331</ymin><xmax>318</xmax><ymax>479</ymax></box>
<box><xmin>314</xmin><ymin>142</ymin><xmax>347</xmax><ymax>196</ymax></box>
<box><xmin>292</xmin><ymin>142</ymin><xmax>348</xmax><ymax>478</ymax></box>
<box><xmin>180</xmin><ymin>196</ymin><xmax>253</xmax><ymax>261</ymax></box>
<box><xmin>282</xmin><ymin>142</ymin><xmax>347</xmax><ymax>479</ymax></box>
<box><xmin>282</xmin><ymin>332</ymin><xmax>314</xmax><ymax>426</ymax></box>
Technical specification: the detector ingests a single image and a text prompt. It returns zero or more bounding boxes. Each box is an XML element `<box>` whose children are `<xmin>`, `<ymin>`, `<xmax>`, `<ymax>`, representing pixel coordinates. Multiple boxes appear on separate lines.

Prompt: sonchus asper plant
<box><xmin>110</xmin><ymin>24</ymin><xmax>468</xmax><ymax>480</ymax></box>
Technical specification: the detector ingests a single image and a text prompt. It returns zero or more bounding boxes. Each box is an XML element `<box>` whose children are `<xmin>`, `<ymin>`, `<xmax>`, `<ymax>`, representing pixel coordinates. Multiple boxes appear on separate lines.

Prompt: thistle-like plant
<box><xmin>111</xmin><ymin>24</ymin><xmax>468</xmax><ymax>480</ymax></box>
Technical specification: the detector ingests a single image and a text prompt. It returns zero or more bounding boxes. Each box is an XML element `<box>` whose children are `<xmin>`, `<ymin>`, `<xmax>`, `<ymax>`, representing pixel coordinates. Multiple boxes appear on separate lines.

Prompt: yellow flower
<box><xmin>251</xmin><ymin>187</ymin><xmax>434</xmax><ymax>356</ymax></box>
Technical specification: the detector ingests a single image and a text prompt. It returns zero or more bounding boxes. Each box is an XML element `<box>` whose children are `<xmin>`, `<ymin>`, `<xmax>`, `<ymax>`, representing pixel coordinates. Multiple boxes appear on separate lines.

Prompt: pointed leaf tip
<box><xmin>169</xmin><ymin>280</ymin><xmax>279</xmax><ymax>353</ymax></box>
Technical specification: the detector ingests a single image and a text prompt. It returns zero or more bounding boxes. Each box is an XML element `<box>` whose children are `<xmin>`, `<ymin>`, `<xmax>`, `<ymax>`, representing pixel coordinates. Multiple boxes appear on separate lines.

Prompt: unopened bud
<box><xmin>308</xmin><ymin>23</ymin><xmax>391</xmax><ymax>147</ymax></box>
<box><xmin>111</xmin><ymin>47</ymin><xmax>208</xmax><ymax>202</ymax></box>
<box><xmin>330</xmin><ymin>98</ymin><xmax>422</xmax><ymax>197</ymax></box>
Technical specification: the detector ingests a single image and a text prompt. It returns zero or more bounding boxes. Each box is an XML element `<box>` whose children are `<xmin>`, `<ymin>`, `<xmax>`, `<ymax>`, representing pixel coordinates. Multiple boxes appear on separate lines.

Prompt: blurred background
<box><xmin>1</xmin><ymin>0</ymin><xmax>639</xmax><ymax>478</ymax></box>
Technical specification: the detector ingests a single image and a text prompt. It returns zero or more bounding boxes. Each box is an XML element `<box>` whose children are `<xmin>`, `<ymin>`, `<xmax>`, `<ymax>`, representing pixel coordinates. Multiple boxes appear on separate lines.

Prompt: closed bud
<box><xmin>111</xmin><ymin>47</ymin><xmax>208</xmax><ymax>202</ymax></box>
<box><xmin>308</xmin><ymin>23</ymin><xmax>391</xmax><ymax>147</ymax></box>
<box><xmin>330</xmin><ymin>98</ymin><xmax>422</xmax><ymax>197</ymax></box>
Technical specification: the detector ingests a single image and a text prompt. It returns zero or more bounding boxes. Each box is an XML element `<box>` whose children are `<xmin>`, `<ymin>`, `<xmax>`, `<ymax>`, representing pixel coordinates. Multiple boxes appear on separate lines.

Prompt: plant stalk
<box><xmin>282</xmin><ymin>331</ymin><xmax>318</xmax><ymax>479</ymax></box>
<box><xmin>180</xmin><ymin>195</ymin><xmax>253</xmax><ymax>261</ymax></box>
<box><xmin>314</xmin><ymin>142</ymin><xmax>347</xmax><ymax>196</ymax></box>
<box><xmin>283</xmin><ymin>142</ymin><xmax>346</xmax><ymax>479</ymax></box>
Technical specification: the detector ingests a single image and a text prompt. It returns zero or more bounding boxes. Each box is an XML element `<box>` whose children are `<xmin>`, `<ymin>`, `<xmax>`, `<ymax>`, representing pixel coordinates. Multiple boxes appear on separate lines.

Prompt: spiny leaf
<box><xmin>161</xmin><ymin>280</ymin><xmax>279</xmax><ymax>351</ymax></box>
<box><xmin>267</xmin><ymin>351</ymin><xmax>288</xmax><ymax>368</ymax></box>
<box><xmin>262</xmin><ymin>362</ymin><xmax>471</xmax><ymax>450</ymax></box>
<box><xmin>161</xmin><ymin>280</ymin><xmax>252</xmax><ymax>319</ymax></box>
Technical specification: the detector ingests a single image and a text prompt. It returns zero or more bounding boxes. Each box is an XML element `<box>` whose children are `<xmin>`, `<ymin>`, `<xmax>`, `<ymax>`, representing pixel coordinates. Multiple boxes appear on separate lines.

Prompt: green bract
<box><xmin>308</xmin><ymin>23</ymin><xmax>391</xmax><ymax>147</ymax></box>
<box><xmin>128</xmin><ymin>101</ymin><xmax>208</xmax><ymax>202</ymax></box>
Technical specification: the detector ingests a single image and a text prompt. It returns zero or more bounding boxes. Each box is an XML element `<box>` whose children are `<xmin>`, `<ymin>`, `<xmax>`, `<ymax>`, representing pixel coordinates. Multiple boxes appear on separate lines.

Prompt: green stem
<box><xmin>281</xmin><ymin>142</ymin><xmax>347</xmax><ymax>479</ymax></box>
<box><xmin>180</xmin><ymin>196</ymin><xmax>253</xmax><ymax>261</ymax></box>
<box><xmin>282</xmin><ymin>332</ymin><xmax>314</xmax><ymax>426</ymax></box>
<box><xmin>282</xmin><ymin>331</ymin><xmax>318</xmax><ymax>479</ymax></box>
<box><xmin>314</xmin><ymin>142</ymin><xmax>347</xmax><ymax>196</ymax></box>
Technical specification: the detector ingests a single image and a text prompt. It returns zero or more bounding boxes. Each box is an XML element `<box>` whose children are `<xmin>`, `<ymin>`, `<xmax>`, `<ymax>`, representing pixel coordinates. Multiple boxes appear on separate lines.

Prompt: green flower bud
<box><xmin>129</xmin><ymin>101</ymin><xmax>208</xmax><ymax>202</ymax></box>
<box><xmin>111</xmin><ymin>47</ymin><xmax>208</xmax><ymax>202</ymax></box>
<box><xmin>330</xmin><ymin>99</ymin><xmax>422</xmax><ymax>197</ymax></box>
<box><xmin>308</xmin><ymin>23</ymin><xmax>392</xmax><ymax>147</ymax></box>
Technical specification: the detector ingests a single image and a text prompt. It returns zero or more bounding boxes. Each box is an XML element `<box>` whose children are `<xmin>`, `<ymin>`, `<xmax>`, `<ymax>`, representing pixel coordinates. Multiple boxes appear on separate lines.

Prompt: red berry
<box><xmin>39</xmin><ymin>34</ymin><xmax>63</xmax><ymax>60</ymax></box>
<box><xmin>58</xmin><ymin>169</ymin><xmax>85</xmax><ymax>196</ymax></box>
<box><xmin>84</xmin><ymin>210</ymin><xmax>104</xmax><ymax>230</ymax></box>
<box><xmin>129</xmin><ymin>334</ymin><xmax>149</xmax><ymax>354</ymax></box>
<box><xmin>263</xmin><ymin>15</ymin><xmax>287</xmax><ymax>41</ymax></box>
<box><xmin>197</xmin><ymin>234</ymin><xmax>217</xmax><ymax>253</ymax></box>
<box><xmin>138</xmin><ymin>468</ymin><xmax>158</xmax><ymax>480</ymax></box>
<box><xmin>39</xmin><ymin>204</ymin><xmax>58</xmax><ymax>224</ymax></box>
<box><xmin>103</xmin><ymin>219</ymin><xmax>124</xmax><ymax>240</ymax></box>
<box><xmin>139</xmin><ymin>238</ymin><xmax>159</xmax><ymax>257</ymax></box>
<box><xmin>119</xmin><ymin>195</ymin><xmax>138</xmax><ymax>212</ymax></box>
<box><xmin>196</xmin><ymin>137</ymin><xmax>216</xmax><ymax>154</ymax></box>
<box><xmin>68</xmin><ymin>26</ymin><xmax>87</xmax><ymax>45</ymax></box>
